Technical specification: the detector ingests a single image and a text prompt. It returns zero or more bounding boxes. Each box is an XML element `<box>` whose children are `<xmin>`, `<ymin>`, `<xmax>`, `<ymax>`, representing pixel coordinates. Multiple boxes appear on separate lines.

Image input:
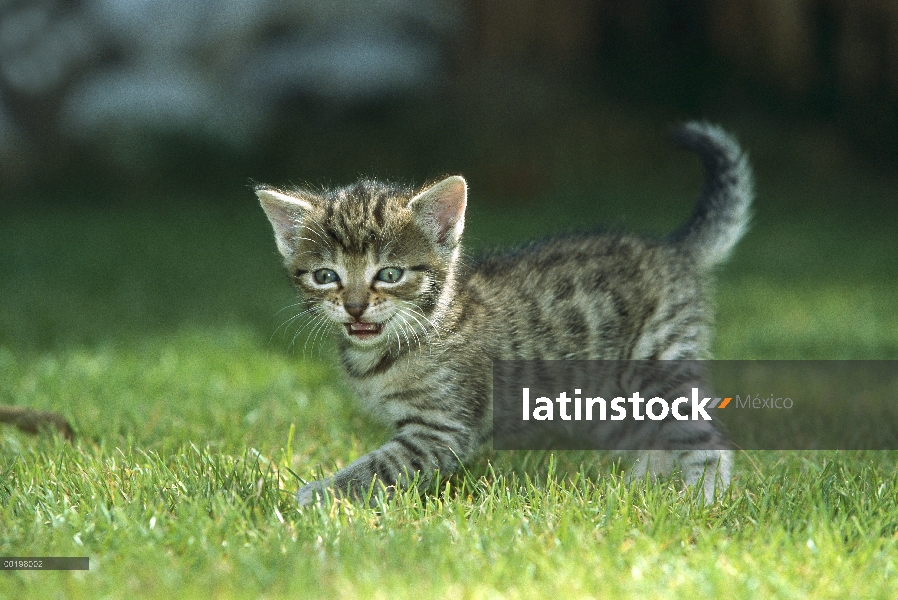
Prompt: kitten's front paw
<box><xmin>296</xmin><ymin>478</ymin><xmax>333</xmax><ymax>507</ymax></box>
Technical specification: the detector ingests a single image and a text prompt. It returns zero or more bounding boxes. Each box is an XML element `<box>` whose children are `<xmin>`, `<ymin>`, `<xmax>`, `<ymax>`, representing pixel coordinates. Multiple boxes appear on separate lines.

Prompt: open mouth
<box><xmin>344</xmin><ymin>321</ymin><xmax>384</xmax><ymax>340</ymax></box>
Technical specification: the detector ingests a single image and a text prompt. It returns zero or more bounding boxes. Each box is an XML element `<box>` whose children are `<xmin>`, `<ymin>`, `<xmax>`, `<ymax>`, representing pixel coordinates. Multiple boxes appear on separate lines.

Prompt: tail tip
<box><xmin>669</xmin><ymin>121</ymin><xmax>754</xmax><ymax>270</ymax></box>
<box><xmin>671</xmin><ymin>121</ymin><xmax>744</xmax><ymax>160</ymax></box>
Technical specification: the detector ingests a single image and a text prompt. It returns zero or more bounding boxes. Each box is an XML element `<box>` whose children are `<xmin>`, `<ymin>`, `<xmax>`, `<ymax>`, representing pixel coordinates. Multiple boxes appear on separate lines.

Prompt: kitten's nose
<box><xmin>344</xmin><ymin>302</ymin><xmax>368</xmax><ymax>320</ymax></box>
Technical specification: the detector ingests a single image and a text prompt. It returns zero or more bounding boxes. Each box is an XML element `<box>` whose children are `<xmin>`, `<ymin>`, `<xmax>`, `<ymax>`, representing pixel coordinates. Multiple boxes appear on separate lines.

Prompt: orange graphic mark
<box><xmin>718</xmin><ymin>397</ymin><xmax>731</xmax><ymax>409</ymax></box>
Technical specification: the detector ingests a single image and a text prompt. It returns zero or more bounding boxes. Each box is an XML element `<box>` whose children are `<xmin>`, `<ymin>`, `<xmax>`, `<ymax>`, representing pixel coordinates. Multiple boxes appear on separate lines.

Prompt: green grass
<box><xmin>2</xmin><ymin>125</ymin><xmax>898</xmax><ymax>598</ymax></box>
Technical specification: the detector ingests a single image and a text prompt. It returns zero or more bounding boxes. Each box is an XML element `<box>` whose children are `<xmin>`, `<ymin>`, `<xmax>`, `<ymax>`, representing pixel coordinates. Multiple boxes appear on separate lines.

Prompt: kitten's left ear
<box><xmin>408</xmin><ymin>175</ymin><xmax>467</xmax><ymax>247</ymax></box>
<box><xmin>255</xmin><ymin>187</ymin><xmax>315</xmax><ymax>259</ymax></box>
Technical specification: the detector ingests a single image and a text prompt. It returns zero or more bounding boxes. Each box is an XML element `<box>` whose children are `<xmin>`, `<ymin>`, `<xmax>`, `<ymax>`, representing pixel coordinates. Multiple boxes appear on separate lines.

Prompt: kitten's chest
<box><xmin>342</xmin><ymin>349</ymin><xmax>471</xmax><ymax>425</ymax></box>
<box><xmin>344</xmin><ymin>356</ymin><xmax>422</xmax><ymax>413</ymax></box>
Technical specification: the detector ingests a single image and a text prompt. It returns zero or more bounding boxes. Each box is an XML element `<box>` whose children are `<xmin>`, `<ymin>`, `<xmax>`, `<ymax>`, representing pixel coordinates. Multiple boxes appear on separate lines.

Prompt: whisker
<box><xmin>271</xmin><ymin>305</ymin><xmax>319</xmax><ymax>342</ymax></box>
<box><xmin>272</xmin><ymin>300</ymin><xmax>309</xmax><ymax>317</ymax></box>
<box><xmin>297</xmin><ymin>237</ymin><xmax>328</xmax><ymax>252</ymax></box>
<box><xmin>397</xmin><ymin>305</ymin><xmax>435</xmax><ymax>344</ymax></box>
<box><xmin>297</xmin><ymin>315</ymin><xmax>324</xmax><ymax>357</ymax></box>
<box><xmin>400</xmin><ymin>301</ymin><xmax>446</xmax><ymax>342</ymax></box>
<box><xmin>304</xmin><ymin>219</ymin><xmax>331</xmax><ymax>242</ymax></box>
<box><xmin>380</xmin><ymin>238</ymin><xmax>396</xmax><ymax>259</ymax></box>
<box><xmin>401</xmin><ymin>314</ymin><xmax>425</xmax><ymax>364</ymax></box>
<box><xmin>393</xmin><ymin>323</ymin><xmax>402</xmax><ymax>356</ymax></box>
<box><xmin>403</xmin><ymin>313</ymin><xmax>422</xmax><ymax>348</ymax></box>
<box><xmin>288</xmin><ymin>307</ymin><xmax>325</xmax><ymax>354</ymax></box>
<box><xmin>302</xmin><ymin>312</ymin><xmax>332</xmax><ymax>358</ymax></box>
<box><xmin>311</xmin><ymin>315</ymin><xmax>335</xmax><ymax>358</ymax></box>
<box><xmin>394</xmin><ymin>314</ymin><xmax>412</xmax><ymax>352</ymax></box>
<box><xmin>395</xmin><ymin>307</ymin><xmax>427</xmax><ymax>352</ymax></box>
<box><xmin>302</xmin><ymin>222</ymin><xmax>332</xmax><ymax>249</ymax></box>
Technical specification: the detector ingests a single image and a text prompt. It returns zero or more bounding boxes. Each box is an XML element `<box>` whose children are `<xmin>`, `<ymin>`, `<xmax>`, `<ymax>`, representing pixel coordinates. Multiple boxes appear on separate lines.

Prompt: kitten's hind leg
<box><xmin>628</xmin><ymin>448</ymin><xmax>732</xmax><ymax>503</ymax></box>
<box><xmin>680</xmin><ymin>448</ymin><xmax>732</xmax><ymax>503</ymax></box>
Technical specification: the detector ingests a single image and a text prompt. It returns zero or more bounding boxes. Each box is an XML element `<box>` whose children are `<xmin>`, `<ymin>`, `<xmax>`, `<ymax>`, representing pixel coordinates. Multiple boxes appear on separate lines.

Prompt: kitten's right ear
<box><xmin>255</xmin><ymin>187</ymin><xmax>314</xmax><ymax>259</ymax></box>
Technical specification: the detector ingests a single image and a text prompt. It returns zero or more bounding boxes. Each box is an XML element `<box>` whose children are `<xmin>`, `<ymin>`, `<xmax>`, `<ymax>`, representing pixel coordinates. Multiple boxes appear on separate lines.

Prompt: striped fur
<box><xmin>256</xmin><ymin>122</ymin><xmax>753</xmax><ymax>505</ymax></box>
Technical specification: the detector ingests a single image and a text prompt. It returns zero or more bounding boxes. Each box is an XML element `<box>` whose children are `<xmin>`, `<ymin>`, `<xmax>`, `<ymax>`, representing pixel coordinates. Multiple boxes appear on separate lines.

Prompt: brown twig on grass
<box><xmin>0</xmin><ymin>406</ymin><xmax>75</xmax><ymax>440</ymax></box>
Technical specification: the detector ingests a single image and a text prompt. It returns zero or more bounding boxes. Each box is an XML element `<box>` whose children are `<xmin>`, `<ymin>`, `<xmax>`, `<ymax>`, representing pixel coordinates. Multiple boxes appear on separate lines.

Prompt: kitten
<box><xmin>256</xmin><ymin>122</ymin><xmax>752</xmax><ymax>505</ymax></box>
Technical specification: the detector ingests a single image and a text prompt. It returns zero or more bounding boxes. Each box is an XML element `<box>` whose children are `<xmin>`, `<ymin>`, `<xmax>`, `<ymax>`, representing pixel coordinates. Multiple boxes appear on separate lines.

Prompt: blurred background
<box><xmin>1</xmin><ymin>0</ymin><xmax>896</xmax><ymax>359</ymax></box>
<box><xmin>2</xmin><ymin>0</ymin><xmax>897</xmax><ymax>191</ymax></box>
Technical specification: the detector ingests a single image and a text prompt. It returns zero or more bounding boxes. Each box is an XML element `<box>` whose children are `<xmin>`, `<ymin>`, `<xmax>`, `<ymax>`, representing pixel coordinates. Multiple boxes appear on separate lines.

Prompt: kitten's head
<box><xmin>257</xmin><ymin>176</ymin><xmax>467</xmax><ymax>349</ymax></box>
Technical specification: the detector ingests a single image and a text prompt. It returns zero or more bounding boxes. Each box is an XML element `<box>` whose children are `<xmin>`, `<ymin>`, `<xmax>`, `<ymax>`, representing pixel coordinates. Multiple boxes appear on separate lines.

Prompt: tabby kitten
<box><xmin>256</xmin><ymin>122</ymin><xmax>752</xmax><ymax>505</ymax></box>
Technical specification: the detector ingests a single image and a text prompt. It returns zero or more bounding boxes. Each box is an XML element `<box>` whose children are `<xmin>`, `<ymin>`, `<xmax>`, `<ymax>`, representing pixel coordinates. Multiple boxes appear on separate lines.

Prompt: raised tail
<box><xmin>668</xmin><ymin>122</ymin><xmax>753</xmax><ymax>270</ymax></box>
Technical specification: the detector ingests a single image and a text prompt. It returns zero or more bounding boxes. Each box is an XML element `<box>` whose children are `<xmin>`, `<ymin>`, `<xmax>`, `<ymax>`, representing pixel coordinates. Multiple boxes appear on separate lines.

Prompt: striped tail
<box><xmin>669</xmin><ymin>122</ymin><xmax>754</xmax><ymax>271</ymax></box>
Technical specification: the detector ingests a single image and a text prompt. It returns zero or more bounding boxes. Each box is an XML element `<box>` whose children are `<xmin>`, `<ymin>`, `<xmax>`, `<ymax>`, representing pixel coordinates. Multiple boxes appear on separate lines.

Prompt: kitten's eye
<box><xmin>376</xmin><ymin>267</ymin><xmax>403</xmax><ymax>283</ymax></box>
<box><xmin>313</xmin><ymin>269</ymin><xmax>340</xmax><ymax>284</ymax></box>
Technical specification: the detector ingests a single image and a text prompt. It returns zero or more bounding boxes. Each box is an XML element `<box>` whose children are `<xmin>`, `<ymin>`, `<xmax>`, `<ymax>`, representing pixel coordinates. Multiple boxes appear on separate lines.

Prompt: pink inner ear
<box><xmin>412</xmin><ymin>176</ymin><xmax>467</xmax><ymax>244</ymax></box>
<box><xmin>434</xmin><ymin>196</ymin><xmax>464</xmax><ymax>242</ymax></box>
<box><xmin>256</xmin><ymin>188</ymin><xmax>313</xmax><ymax>258</ymax></box>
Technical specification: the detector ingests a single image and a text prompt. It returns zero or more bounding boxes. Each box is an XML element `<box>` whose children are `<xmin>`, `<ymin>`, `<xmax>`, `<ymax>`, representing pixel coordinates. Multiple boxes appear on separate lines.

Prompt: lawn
<box><xmin>1</xmin><ymin>119</ymin><xmax>897</xmax><ymax>598</ymax></box>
